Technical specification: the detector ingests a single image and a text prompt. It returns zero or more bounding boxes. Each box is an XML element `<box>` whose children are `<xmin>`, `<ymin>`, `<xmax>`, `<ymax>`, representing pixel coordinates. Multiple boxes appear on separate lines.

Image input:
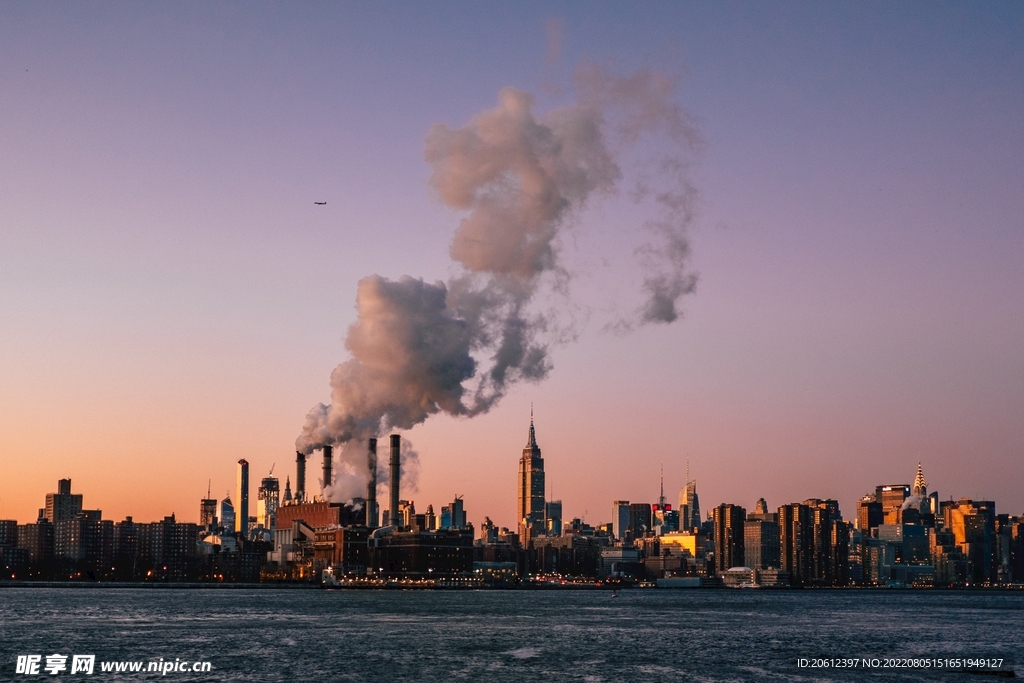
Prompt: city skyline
<box><xmin>2</xmin><ymin>4</ymin><xmax>1022</xmax><ymax>528</ymax></box>
<box><xmin>0</xmin><ymin>426</ymin><xmax>1003</xmax><ymax>535</ymax></box>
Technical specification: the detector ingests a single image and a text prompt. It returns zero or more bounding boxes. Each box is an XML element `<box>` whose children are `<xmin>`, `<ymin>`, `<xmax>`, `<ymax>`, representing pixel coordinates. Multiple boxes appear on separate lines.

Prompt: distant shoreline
<box><xmin>1</xmin><ymin>580</ymin><xmax>1022</xmax><ymax>591</ymax></box>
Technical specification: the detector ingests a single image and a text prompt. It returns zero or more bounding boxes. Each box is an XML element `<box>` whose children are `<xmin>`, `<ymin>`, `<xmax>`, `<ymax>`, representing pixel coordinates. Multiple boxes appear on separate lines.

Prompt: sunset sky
<box><xmin>2</xmin><ymin>3</ymin><xmax>1022</xmax><ymax>530</ymax></box>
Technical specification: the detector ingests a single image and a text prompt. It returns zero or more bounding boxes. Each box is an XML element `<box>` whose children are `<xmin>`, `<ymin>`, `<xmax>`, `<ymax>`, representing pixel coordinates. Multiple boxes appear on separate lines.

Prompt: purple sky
<box><xmin>1</xmin><ymin>3</ymin><xmax>1021</xmax><ymax>529</ymax></box>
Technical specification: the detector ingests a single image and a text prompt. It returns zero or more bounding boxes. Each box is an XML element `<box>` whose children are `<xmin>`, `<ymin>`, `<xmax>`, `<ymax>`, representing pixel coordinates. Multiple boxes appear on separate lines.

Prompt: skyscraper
<box><xmin>219</xmin><ymin>496</ymin><xmax>235</xmax><ymax>534</ymax></box>
<box><xmin>678</xmin><ymin>462</ymin><xmax>700</xmax><ymax>530</ymax></box>
<box><xmin>517</xmin><ymin>411</ymin><xmax>545</xmax><ymax>542</ymax></box>
<box><xmin>712</xmin><ymin>503</ymin><xmax>746</xmax><ymax>574</ymax></box>
<box><xmin>745</xmin><ymin>499</ymin><xmax>780</xmax><ymax>570</ymax></box>
<box><xmin>257</xmin><ymin>474</ymin><xmax>280</xmax><ymax>531</ymax></box>
<box><xmin>613</xmin><ymin>501</ymin><xmax>631</xmax><ymax>542</ymax></box>
<box><xmin>199</xmin><ymin>480</ymin><xmax>218</xmax><ymax>529</ymax></box>
<box><xmin>912</xmin><ymin>462</ymin><xmax>927</xmax><ymax>497</ymax></box>
<box><xmin>779</xmin><ymin>503</ymin><xmax>813</xmax><ymax>586</ymax></box>
<box><xmin>236</xmin><ymin>459</ymin><xmax>249</xmax><ymax>536</ymax></box>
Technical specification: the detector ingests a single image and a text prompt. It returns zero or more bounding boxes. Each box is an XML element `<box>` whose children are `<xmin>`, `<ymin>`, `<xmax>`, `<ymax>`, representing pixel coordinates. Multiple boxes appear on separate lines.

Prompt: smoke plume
<box><xmin>298</xmin><ymin>66</ymin><xmax>700</xmax><ymax>468</ymax></box>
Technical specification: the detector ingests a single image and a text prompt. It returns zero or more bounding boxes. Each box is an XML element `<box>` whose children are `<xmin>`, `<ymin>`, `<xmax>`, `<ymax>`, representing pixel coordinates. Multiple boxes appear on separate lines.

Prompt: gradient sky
<box><xmin>2</xmin><ymin>2</ymin><xmax>1022</xmax><ymax>529</ymax></box>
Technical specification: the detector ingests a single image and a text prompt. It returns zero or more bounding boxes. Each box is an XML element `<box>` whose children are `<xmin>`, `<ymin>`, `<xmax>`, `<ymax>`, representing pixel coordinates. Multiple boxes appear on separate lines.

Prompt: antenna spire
<box><xmin>526</xmin><ymin>405</ymin><xmax>538</xmax><ymax>448</ymax></box>
<box><xmin>659</xmin><ymin>463</ymin><xmax>665</xmax><ymax>507</ymax></box>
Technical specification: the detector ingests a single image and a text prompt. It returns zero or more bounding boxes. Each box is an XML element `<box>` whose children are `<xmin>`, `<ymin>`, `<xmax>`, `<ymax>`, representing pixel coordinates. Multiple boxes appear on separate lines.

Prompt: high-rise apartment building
<box><xmin>779</xmin><ymin>499</ymin><xmax>849</xmax><ymax>586</ymax></box>
<box><xmin>45</xmin><ymin>479</ymin><xmax>83</xmax><ymax>524</ymax></box>
<box><xmin>712</xmin><ymin>504</ymin><xmax>746</xmax><ymax>574</ymax></box>
<box><xmin>745</xmin><ymin>500</ymin><xmax>780</xmax><ymax>570</ymax></box>
<box><xmin>517</xmin><ymin>412</ymin><xmax>545</xmax><ymax>542</ymax></box>
<box><xmin>779</xmin><ymin>503</ymin><xmax>813</xmax><ymax>586</ymax></box>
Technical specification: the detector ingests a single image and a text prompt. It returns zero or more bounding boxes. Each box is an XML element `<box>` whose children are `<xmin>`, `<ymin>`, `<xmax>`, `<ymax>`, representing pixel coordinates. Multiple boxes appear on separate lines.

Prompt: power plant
<box><xmin>389</xmin><ymin>435</ymin><xmax>401</xmax><ymax>529</ymax></box>
<box><xmin>322</xmin><ymin>444</ymin><xmax>333</xmax><ymax>494</ymax></box>
<box><xmin>294</xmin><ymin>450</ymin><xmax>305</xmax><ymax>503</ymax></box>
<box><xmin>366</xmin><ymin>438</ymin><xmax>378</xmax><ymax>528</ymax></box>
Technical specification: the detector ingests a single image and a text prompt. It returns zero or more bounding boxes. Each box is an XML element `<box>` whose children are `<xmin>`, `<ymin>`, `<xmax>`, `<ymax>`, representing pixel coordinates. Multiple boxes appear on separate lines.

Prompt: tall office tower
<box><xmin>629</xmin><ymin>503</ymin><xmax>653</xmax><ymax>538</ymax></box>
<box><xmin>257</xmin><ymin>474</ymin><xmax>280</xmax><ymax>530</ymax></box>
<box><xmin>856</xmin><ymin>494</ymin><xmax>883</xmax><ymax>531</ymax></box>
<box><xmin>517</xmin><ymin>411</ymin><xmax>545</xmax><ymax>542</ymax></box>
<box><xmin>652</xmin><ymin>466</ymin><xmax>677</xmax><ymax>534</ymax></box>
<box><xmin>45</xmin><ymin>479</ymin><xmax>83</xmax><ymax>523</ymax></box>
<box><xmin>876</xmin><ymin>484</ymin><xmax>910</xmax><ymax>525</ymax></box>
<box><xmin>712</xmin><ymin>503</ymin><xmax>746</xmax><ymax>574</ymax></box>
<box><xmin>424</xmin><ymin>504</ymin><xmax>436</xmax><ymax>531</ymax></box>
<box><xmin>613</xmin><ymin>501</ymin><xmax>631</xmax><ymax>542</ymax></box>
<box><xmin>450</xmin><ymin>496</ymin><xmax>466</xmax><ymax>528</ymax></box>
<box><xmin>909</xmin><ymin>462</ymin><xmax>939</xmax><ymax>519</ymax></box>
<box><xmin>282</xmin><ymin>476</ymin><xmax>292</xmax><ymax>504</ymax></box>
<box><xmin>779</xmin><ymin>503</ymin><xmax>814</xmax><ymax>586</ymax></box>
<box><xmin>678</xmin><ymin>463</ymin><xmax>700</xmax><ymax>531</ymax></box>
<box><xmin>219</xmin><ymin>497</ymin><xmax>235</xmax><ymax>533</ymax></box>
<box><xmin>545</xmin><ymin>500</ymin><xmax>563</xmax><ymax>536</ymax></box>
<box><xmin>912</xmin><ymin>462</ymin><xmax>927</xmax><ymax>497</ymax></box>
<box><xmin>294</xmin><ymin>451</ymin><xmax>306</xmax><ymax>503</ymax></box>
<box><xmin>199</xmin><ymin>481</ymin><xmax>218</xmax><ymax>528</ymax></box>
<box><xmin>236</xmin><ymin>459</ymin><xmax>249</xmax><ymax>536</ymax></box>
<box><xmin>945</xmin><ymin>498</ymin><xmax>997</xmax><ymax>584</ymax></box>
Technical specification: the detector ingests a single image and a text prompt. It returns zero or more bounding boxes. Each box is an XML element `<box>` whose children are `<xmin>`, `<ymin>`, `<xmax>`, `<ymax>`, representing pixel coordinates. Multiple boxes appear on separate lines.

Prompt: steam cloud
<box><xmin>321</xmin><ymin>437</ymin><xmax>420</xmax><ymax>503</ymax></box>
<box><xmin>299</xmin><ymin>66</ymin><xmax>701</xmax><ymax>494</ymax></box>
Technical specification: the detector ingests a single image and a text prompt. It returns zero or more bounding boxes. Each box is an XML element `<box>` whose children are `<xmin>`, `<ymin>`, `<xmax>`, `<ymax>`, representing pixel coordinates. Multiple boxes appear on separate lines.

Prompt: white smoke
<box><xmin>319</xmin><ymin>431</ymin><xmax>422</xmax><ymax>505</ymax></box>
<box><xmin>298</xmin><ymin>66</ymin><xmax>701</xmax><ymax>467</ymax></box>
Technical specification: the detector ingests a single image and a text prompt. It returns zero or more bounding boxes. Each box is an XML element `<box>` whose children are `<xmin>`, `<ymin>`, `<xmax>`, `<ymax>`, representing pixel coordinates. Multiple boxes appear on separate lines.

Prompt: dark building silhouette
<box><xmin>744</xmin><ymin>500</ymin><xmax>780</xmax><ymax>570</ymax></box>
<box><xmin>712</xmin><ymin>503</ymin><xmax>746</xmax><ymax>573</ymax></box>
<box><xmin>856</xmin><ymin>495</ymin><xmax>883</xmax><ymax>531</ymax></box>
<box><xmin>629</xmin><ymin>503</ymin><xmax>653</xmax><ymax>539</ymax></box>
<box><xmin>945</xmin><ymin>498</ymin><xmax>997</xmax><ymax>584</ymax></box>
<box><xmin>369</xmin><ymin>528</ymin><xmax>473</xmax><ymax>579</ymax></box>
<box><xmin>779</xmin><ymin>503</ymin><xmax>813</xmax><ymax>585</ymax></box>
<box><xmin>517</xmin><ymin>412</ymin><xmax>545</xmax><ymax>542</ymax></box>
<box><xmin>45</xmin><ymin>479</ymin><xmax>83</xmax><ymax>523</ymax></box>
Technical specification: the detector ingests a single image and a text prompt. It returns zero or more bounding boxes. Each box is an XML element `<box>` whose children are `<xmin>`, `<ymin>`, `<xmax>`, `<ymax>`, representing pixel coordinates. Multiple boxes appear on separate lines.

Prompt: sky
<box><xmin>1</xmin><ymin>2</ymin><xmax>1022</xmax><ymax>530</ymax></box>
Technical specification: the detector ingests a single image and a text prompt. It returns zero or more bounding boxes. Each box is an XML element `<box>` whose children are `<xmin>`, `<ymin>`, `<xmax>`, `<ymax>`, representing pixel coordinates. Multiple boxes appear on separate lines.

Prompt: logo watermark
<box><xmin>15</xmin><ymin>655</ymin><xmax>212</xmax><ymax>676</ymax></box>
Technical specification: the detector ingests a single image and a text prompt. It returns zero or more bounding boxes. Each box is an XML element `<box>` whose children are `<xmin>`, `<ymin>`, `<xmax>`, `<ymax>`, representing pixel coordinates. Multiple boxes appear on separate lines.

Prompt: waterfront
<box><xmin>2</xmin><ymin>588</ymin><xmax>1021</xmax><ymax>681</ymax></box>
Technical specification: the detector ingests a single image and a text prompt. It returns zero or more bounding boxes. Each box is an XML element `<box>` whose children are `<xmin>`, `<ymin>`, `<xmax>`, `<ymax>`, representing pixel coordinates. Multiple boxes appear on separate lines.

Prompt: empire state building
<box><xmin>518</xmin><ymin>412</ymin><xmax>546</xmax><ymax>542</ymax></box>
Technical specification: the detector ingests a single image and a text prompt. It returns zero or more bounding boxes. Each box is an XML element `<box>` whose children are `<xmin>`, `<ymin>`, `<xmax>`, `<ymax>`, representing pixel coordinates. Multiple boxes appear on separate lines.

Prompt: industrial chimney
<box><xmin>389</xmin><ymin>434</ymin><xmax>401</xmax><ymax>529</ymax></box>
<box><xmin>322</xmin><ymin>444</ymin><xmax>333</xmax><ymax>499</ymax></box>
<box><xmin>295</xmin><ymin>451</ymin><xmax>305</xmax><ymax>503</ymax></box>
<box><xmin>236</xmin><ymin>459</ymin><xmax>249</xmax><ymax>537</ymax></box>
<box><xmin>366</xmin><ymin>438</ymin><xmax>378</xmax><ymax>528</ymax></box>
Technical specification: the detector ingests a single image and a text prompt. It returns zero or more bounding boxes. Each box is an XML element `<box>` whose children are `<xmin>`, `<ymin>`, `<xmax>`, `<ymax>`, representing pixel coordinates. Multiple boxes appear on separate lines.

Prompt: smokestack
<box><xmin>236</xmin><ymin>459</ymin><xmax>249</xmax><ymax>537</ymax></box>
<box><xmin>366</xmin><ymin>438</ymin><xmax>378</xmax><ymax>528</ymax></box>
<box><xmin>322</xmin><ymin>445</ymin><xmax>333</xmax><ymax>499</ymax></box>
<box><xmin>390</xmin><ymin>434</ymin><xmax>400</xmax><ymax>528</ymax></box>
<box><xmin>295</xmin><ymin>451</ymin><xmax>305</xmax><ymax>503</ymax></box>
